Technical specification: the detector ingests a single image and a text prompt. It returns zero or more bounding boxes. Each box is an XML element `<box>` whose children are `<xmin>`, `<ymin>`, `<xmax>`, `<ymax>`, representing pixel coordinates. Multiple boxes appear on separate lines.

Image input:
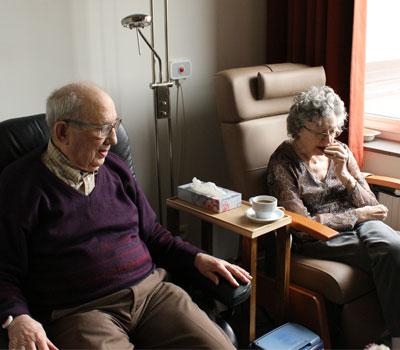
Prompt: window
<box><xmin>364</xmin><ymin>0</ymin><xmax>400</xmax><ymax>142</ymax></box>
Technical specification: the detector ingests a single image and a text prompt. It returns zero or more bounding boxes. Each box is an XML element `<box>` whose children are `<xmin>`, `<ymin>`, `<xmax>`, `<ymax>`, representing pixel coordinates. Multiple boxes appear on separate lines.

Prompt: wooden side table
<box><xmin>166</xmin><ymin>197</ymin><xmax>292</xmax><ymax>344</ymax></box>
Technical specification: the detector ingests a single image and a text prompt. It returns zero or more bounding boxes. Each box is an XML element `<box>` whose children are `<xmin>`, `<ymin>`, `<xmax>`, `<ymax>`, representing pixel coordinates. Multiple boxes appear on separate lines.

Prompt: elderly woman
<box><xmin>266</xmin><ymin>85</ymin><xmax>400</xmax><ymax>349</ymax></box>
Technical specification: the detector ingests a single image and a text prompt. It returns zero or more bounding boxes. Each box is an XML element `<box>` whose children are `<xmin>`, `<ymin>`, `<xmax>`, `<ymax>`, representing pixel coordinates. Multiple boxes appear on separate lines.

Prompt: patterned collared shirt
<box><xmin>41</xmin><ymin>140</ymin><xmax>96</xmax><ymax>195</ymax></box>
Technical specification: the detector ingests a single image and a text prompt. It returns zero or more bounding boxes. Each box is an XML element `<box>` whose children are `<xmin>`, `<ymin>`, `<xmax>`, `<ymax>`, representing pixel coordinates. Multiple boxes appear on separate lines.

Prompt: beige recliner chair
<box><xmin>214</xmin><ymin>63</ymin><xmax>389</xmax><ymax>349</ymax></box>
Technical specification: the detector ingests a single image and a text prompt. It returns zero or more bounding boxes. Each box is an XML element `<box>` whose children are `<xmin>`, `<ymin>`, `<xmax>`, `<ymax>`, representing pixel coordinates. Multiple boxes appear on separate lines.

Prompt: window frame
<box><xmin>364</xmin><ymin>114</ymin><xmax>400</xmax><ymax>142</ymax></box>
<box><xmin>363</xmin><ymin>59</ymin><xmax>400</xmax><ymax>143</ymax></box>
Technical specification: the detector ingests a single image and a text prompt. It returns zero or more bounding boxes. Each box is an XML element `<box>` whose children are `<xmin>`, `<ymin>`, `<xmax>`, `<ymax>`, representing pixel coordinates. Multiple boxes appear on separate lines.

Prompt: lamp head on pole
<box><xmin>121</xmin><ymin>14</ymin><xmax>152</xmax><ymax>29</ymax></box>
<box><xmin>120</xmin><ymin>6</ymin><xmax>174</xmax><ymax>224</ymax></box>
<box><xmin>121</xmin><ymin>12</ymin><xmax>163</xmax><ymax>81</ymax></box>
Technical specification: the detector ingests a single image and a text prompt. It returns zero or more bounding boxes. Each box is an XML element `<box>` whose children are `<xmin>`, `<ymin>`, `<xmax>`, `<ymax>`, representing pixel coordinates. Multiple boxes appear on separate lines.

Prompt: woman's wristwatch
<box><xmin>1</xmin><ymin>315</ymin><xmax>13</xmax><ymax>329</ymax></box>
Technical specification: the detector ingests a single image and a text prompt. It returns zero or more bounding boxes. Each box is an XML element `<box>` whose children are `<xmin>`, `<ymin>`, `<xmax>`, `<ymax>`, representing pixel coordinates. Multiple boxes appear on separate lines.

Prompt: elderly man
<box><xmin>0</xmin><ymin>82</ymin><xmax>251</xmax><ymax>350</ymax></box>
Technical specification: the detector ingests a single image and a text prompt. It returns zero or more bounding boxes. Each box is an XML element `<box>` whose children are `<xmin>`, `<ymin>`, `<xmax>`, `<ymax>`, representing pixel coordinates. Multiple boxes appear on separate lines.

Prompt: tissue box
<box><xmin>177</xmin><ymin>183</ymin><xmax>242</xmax><ymax>213</ymax></box>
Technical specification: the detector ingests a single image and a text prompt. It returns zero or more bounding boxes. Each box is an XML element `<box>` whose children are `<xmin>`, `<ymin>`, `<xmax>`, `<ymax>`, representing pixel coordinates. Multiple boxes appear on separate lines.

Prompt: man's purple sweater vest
<box><xmin>0</xmin><ymin>148</ymin><xmax>201</xmax><ymax>322</ymax></box>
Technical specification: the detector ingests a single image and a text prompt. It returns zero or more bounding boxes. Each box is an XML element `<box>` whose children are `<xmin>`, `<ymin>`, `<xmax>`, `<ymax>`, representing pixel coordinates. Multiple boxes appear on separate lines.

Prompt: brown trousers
<box><xmin>45</xmin><ymin>268</ymin><xmax>235</xmax><ymax>349</ymax></box>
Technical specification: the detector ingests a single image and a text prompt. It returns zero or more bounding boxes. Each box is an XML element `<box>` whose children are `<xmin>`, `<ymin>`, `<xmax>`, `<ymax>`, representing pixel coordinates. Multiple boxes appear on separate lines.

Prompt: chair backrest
<box><xmin>0</xmin><ymin>113</ymin><xmax>135</xmax><ymax>175</ymax></box>
<box><xmin>214</xmin><ymin>63</ymin><xmax>326</xmax><ymax>199</ymax></box>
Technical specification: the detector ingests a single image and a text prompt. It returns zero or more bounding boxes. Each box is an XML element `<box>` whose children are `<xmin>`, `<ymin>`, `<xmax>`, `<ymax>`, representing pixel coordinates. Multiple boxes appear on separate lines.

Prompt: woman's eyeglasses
<box><xmin>303</xmin><ymin>125</ymin><xmax>342</xmax><ymax>139</ymax></box>
<box><xmin>64</xmin><ymin>118</ymin><xmax>122</xmax><ymax>138</ymax></box>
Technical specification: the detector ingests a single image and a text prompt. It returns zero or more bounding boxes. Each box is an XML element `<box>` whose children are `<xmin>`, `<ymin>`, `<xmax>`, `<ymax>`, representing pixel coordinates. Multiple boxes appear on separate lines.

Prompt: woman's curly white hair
<box><xmin>287</xmin><ymin>85</ymin><xmax>347</xmax><ymax>139</ymax></box>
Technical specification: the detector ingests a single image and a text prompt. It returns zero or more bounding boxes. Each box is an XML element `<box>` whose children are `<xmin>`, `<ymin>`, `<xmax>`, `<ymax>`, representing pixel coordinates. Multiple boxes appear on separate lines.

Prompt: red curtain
<box><xmin>348</xmin><ymin>0</ymin><xmax>367</xmax><ymax>165</ymax></box>
<box><xmin>267</xmin><ymin>0</ymin><xmax>367</xmax><ymax>165</ymax></box>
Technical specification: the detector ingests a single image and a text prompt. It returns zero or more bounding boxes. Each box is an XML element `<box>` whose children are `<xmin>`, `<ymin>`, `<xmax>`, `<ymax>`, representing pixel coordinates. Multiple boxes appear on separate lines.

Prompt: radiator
<box><xmin>378</xmin><ymin>192</ymin><xmax>400</xmax><ymax>231</ymax></box>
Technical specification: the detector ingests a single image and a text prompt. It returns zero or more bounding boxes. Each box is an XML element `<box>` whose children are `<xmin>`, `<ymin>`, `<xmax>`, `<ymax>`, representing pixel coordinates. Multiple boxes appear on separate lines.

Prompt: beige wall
<box><xmin>362</xmin><ymin>151</ymin><xmax>400</xmax><ymax>178</ymax></box>
<box><xmin>0</xmin><ymin>0</ymin><xmax>267</xmax><ymax>257</ymax></box>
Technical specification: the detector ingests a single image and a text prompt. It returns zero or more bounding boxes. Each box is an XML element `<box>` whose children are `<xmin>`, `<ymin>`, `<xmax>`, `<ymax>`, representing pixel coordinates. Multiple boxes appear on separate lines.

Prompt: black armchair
<box><xmin>0</xmin><ymin>113</ymin><xmax>251</xmax><ymax>349</ymax></box>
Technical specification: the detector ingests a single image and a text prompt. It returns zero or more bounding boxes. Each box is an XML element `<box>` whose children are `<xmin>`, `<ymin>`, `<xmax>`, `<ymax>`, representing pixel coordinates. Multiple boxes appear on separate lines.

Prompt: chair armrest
<box><xmin>192</xmin><ymin>272</ymin><xmax>252</xmax><ymax>308</ymax></box>
<box><xmin>284</xmin><ymin>210</ymin><xmax>339</xmax><ymax>242</ymax></box>
<box><xmin>365</xmin><ymin>174</ymin><xmax>400</xmax><ymax>190</ymax></box>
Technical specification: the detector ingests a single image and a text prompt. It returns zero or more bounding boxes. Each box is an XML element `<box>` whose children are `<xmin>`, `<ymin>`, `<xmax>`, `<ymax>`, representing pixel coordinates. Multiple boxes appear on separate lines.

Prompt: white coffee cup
<box><xmin>249</xmin><ymin>195</ymin><xmax>277</xmax><ymax>219</ymax></box>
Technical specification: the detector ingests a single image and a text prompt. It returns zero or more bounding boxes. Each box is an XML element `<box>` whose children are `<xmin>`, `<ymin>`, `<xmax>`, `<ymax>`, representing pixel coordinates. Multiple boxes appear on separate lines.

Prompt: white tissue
<box><xmin>190</xmin><ymin>177</ymin><xmax>227</xmax><ymax>197</ymax></box>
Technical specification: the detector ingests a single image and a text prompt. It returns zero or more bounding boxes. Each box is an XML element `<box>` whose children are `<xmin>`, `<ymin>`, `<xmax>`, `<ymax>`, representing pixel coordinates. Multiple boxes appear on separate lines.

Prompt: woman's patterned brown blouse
<box><xmin>266</xmin><ymin>140</ymin><xmax>379</xmax><ymax>241</ymax></box>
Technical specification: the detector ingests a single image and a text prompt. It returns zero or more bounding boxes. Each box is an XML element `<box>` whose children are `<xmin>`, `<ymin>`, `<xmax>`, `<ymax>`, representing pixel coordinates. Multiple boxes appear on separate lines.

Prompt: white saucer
<box><xmin>245</xmin><ymin>208</ymin><xmax>284</xmax><ymax>223</ymax></box>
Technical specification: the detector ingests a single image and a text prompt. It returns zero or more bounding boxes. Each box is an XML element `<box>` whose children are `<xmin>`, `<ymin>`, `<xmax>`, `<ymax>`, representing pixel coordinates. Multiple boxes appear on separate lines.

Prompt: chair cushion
<box><xmin>0</xmin><ymin>114</ymin><xmax>50</xmax><ymax>173</ymax></box>
<box><xmin>291</xmin><ymin>253</ymin><xmax>375</xmax><ymax>305</ymax></box>
<box><xmin>215</xmin><ymin>64</ymin><xmax>326</xmax><ymax>123</ymax></box>
<box><xmin>220</xmin><ymin>114</ymin><xmax>287</xmax><ymax>199</ymax></box>
<box><xmin>257</xmin><ymin>66</ymin><xmax>326</xmax><ymax>100</ymax></box>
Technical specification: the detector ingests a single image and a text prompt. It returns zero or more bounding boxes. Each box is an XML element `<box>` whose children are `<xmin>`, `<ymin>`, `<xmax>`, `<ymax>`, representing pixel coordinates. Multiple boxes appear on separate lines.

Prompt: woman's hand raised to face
<box><xmin>323</xmin><ymin>142</ymin><xmax>350</xmax><ymax>181</ymax></box>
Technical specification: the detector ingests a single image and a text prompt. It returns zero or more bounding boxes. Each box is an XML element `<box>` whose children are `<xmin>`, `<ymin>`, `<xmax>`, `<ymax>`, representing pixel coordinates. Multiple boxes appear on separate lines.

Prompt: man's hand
<box><xmin>194</xmin><ymin>253</ymin><xmax>252</xmax><ymax>287</ymax></box>
<box><xmin>7</xmin><ymin>314</ymin><xmax>58</xmax><ymax>350</ymax></box>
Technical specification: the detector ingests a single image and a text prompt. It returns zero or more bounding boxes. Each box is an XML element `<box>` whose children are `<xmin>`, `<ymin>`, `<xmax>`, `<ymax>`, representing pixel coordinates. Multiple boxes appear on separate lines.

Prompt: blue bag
<box><xmin>251</xmin><ymin>322</ymin><xmax>324</xmax><ymax>350</ymax></box>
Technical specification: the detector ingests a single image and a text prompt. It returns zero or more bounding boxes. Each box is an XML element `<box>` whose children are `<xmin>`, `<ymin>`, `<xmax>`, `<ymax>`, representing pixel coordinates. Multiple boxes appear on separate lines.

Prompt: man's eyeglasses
<box><xmin>64</xmin><ymin>118</ymin><xmax>122</xmax><ymax>138</ymax></box>
<box><xmin>303</xmin><ymin>125</ymin><xmax>342</xmax><ymax>139</ymax></box>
